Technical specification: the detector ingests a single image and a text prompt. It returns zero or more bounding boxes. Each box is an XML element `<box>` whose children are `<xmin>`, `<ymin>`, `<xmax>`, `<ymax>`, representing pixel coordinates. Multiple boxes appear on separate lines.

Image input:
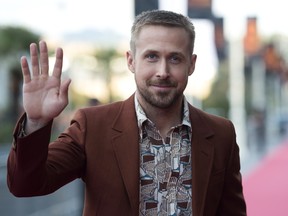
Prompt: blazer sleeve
<box><xmin>7</xmin><ymin>111</ymin><xmax>86</xmax><ymax>197</ymax></box>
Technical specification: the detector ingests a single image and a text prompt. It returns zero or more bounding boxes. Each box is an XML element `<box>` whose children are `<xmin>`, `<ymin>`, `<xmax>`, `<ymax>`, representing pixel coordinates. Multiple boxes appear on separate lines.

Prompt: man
<box><xmin>7</xmin><ymin>10</ymin><xmax>246</xmax><ymax>215</ymax></box>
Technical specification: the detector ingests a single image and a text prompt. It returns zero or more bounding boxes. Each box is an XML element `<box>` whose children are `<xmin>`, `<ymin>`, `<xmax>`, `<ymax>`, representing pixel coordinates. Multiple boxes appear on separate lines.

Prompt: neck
<box><xmin>137</xmin><ymin>95</ymin><xmax>184</xmax><ymax>137</ymax></box>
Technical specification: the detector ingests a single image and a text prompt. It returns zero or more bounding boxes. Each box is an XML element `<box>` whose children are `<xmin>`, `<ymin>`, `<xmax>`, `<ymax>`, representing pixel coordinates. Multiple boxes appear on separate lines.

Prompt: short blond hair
<box><xmin>130</xmin><ymin>10</ymin><xmax>196</xmax><ymax>54</ymax></box>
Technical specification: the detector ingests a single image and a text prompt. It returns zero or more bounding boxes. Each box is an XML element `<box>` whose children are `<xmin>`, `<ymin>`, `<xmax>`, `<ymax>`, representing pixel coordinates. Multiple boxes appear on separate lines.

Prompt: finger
<box><xmin>39</xmin><ymin>41</ymin><xmax>49</xmax><ymax>76</ymax></box>
<box><xmin>59</xmin><ymin>79</ymin><xmax>71</xmax><ymax>104</ymax></box>
<box><xmin>30</xmin><ymin>43</ymin><xmax>40</xmax><ymax>77</ymax></box>
<box><xmin>21</xmin><ymin>56</ymin><xmax>31</xmax><ymax>83</ymax></box>
<box><xmin>52</xmin><ymin>47</ymin><xmax>63</xmax><ymax>78</ymax></box>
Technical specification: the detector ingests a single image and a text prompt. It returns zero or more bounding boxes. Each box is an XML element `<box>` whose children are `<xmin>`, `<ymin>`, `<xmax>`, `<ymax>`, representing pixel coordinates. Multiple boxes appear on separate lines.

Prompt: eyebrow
<box><xmin>142</xmin><ymin>49</ymin><xmax>184</xmax><ymax>57</ymax></box>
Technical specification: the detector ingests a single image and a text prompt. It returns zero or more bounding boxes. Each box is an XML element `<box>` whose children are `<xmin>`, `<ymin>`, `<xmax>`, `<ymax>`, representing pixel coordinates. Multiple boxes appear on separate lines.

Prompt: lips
<box><xmin>148</xmin><ymin>80</ymin><xmax>176</xmax><ymax>88</ymax></box>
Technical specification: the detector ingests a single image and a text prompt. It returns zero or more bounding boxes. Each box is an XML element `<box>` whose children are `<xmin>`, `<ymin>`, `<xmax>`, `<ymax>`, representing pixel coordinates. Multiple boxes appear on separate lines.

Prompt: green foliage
<box><xmin>0</xmin><ymin>26</ymin><xmax>40</xmax><ymax>55</ymax></box>
<box><xmin>0</xmin><ymin>114</ymin><xmax>14</xmax><ymax>145</ymax></box>
<box><xmin>0</xmin><ymin>26</ymin><xmax>40</xmax><ymax>144</ymax></box>
<box><xmin>95</xmin><ymin>48</ymin><xmax>121</xmax><ymax>63</ymax></box>
<box><xmin>94</xmin><ymin>48</ymin><xmax>123</xmax><ymax>102</ymax></box>
<box><xmin>203</xmin><ymin>61</ymin><xmax>230</xmax><ymax>118</ymax></box>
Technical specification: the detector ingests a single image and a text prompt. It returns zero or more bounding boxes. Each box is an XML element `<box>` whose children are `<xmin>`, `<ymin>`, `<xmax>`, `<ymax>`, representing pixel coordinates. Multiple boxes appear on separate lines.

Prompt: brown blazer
<box><xmin>7</xmin><ymin>94</ymin><xmax>246</xmax><ymax>216</ymax></box>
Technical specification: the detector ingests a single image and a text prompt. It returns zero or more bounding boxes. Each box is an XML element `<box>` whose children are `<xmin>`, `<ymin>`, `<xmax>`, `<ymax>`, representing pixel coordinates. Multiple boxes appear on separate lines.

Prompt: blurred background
<box><xmin>0</xmin><ymin>0</ymin><xmax>288</xmax><ymax>215</ymax></box>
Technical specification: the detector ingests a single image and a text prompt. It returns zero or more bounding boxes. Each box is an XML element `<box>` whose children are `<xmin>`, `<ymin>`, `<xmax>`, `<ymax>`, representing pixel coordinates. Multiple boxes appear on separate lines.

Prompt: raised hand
<box><xmin>21</xmin><ymin>41</ymin><xmax>71</xmax><ymax>133</ymax></box>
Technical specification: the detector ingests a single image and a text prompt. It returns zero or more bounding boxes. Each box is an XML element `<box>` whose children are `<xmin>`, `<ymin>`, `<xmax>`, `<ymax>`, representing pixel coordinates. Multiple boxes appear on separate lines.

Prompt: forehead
<box><xmin>135</xmin><ymin>25</ymin><xmax>191</xmax><ymax>54</ymax></box>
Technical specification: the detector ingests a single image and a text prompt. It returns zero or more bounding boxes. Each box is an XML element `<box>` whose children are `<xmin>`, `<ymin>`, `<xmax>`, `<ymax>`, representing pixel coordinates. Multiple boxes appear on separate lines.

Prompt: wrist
<box><xmin>25</xmin><ymin>117</ymin><xmax>51</xmax><ymax>135</ymax></box>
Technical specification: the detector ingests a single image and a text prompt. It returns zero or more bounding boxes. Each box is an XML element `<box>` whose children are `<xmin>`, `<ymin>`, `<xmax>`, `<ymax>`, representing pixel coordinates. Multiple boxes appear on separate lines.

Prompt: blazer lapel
<box><xmin>110</xmin><ymin>98</ymin><xmax>215</xmax><ymax>215</ymax></box>
<box><xmin>189</xmin><ymin>105</ymin><xmax>215</xmax><ymax>216</ymax></box>
<box><xmin>111</xmin><ymin>95</ymin><xmax>140</xmax><ymax>213</ymax></box>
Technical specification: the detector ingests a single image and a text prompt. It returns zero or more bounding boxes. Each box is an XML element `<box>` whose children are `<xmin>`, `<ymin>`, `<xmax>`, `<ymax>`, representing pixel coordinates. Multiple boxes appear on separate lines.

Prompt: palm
<box><xmin>21</xmin><ymin>41</ymin><xmax>70</xmax><ymax>124</ymax></box>
<box><xmin>23</xmin><ymin>75</ymin><xmax>63</xmax><ymax>120</ymax></box>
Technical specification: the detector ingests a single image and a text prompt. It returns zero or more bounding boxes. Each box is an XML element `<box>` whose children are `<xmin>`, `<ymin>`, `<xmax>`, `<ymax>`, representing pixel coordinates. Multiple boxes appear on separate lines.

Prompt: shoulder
<box><xmin>73</xmin><ymin>94</ymin><xmax>135</xmax><ymax>122</ymax></box>
<box><xmin>188</xmin><ymin>104</ymin><xmax>236</xmax><ymax>140</ymax></box>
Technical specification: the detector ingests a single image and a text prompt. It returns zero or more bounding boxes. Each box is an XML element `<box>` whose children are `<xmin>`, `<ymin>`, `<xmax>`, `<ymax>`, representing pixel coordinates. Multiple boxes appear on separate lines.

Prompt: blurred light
<box><xmin>48</xmin><ymin>55</ymin><xmax>70</xmax><ymax>75</ymax></box>
<box><xmin>185</xmin><ymin>19</ymin><xmax>218</xmax><ymax>99</ymax></box>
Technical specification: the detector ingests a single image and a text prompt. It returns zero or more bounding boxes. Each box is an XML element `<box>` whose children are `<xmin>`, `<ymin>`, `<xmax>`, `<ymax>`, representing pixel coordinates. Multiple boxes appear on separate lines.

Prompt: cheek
<box><xmin>134</xmin><ymin>72</ymin><xmax>148</xmax><ymax>86</ymax></box>
<box><xmin>134</xmin><ymin>64</ymin><xmax>154</xmax><ymax>79</ymax></box>
<box><xmin>172</xmin><ymin>70</ymin><xmax>189</xmax><ymax>82</ymax></box>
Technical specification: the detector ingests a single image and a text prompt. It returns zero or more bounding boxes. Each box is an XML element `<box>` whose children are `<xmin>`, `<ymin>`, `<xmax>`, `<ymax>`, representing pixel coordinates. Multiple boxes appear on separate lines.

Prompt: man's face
<box><xmin>127</xmin><ymin>25</ymin><xmax>197</xmax><ymax>109</ymax></box>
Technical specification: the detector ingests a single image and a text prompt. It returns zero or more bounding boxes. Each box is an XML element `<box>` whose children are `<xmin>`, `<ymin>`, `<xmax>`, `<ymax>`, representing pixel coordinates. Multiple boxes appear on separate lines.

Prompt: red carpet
<box><xmin>243</xmin><ymin>141</ymin><xmax>288</xmax><ymax>216</ymax></box>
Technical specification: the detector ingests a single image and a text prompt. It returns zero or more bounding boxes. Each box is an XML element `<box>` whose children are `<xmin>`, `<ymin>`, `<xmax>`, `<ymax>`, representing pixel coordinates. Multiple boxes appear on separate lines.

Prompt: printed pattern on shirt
<box><xmin>135</xmin><ymin>97</ymin><xmax>192</xmax><ymax>216</ymax></box>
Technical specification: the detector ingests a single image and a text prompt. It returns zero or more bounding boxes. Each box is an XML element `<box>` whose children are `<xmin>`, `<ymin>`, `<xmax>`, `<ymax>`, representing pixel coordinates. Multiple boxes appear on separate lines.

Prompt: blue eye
<box><xmin>170</xmin><ymin>55</ymin><xmax>181</xmax><ymax>64</ymax></box>
<box><xmin>146</xmin><ymin>54</ymin><xmax>158</xmax><ymax>62</ymax></box>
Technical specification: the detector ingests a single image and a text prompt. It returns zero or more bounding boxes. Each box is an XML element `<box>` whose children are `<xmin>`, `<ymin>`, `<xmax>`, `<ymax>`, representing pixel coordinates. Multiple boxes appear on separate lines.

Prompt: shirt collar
<box><xmin>134</xmin><ymin>95</ymin><xmax>191</xmax><ymax>130</ymax></box>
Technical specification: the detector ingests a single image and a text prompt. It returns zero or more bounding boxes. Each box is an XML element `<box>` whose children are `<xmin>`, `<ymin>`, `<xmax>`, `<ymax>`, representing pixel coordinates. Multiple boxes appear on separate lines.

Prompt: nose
<box><xmin>156</xmin><ymin>59</ymin><xmax>169</xmax><ymax>78</ymax></box>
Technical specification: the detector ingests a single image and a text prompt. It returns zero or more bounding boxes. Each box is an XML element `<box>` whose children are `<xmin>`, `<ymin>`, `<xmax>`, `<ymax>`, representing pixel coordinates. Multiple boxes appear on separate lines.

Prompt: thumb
<box><xmin>59</xmin><ymin>78</ymin><xmax>71</xmax><ymax>102</ymax></box>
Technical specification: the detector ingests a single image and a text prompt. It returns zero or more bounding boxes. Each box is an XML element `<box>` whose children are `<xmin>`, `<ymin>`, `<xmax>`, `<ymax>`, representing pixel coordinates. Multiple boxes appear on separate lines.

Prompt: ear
<box><xmin>188</xmin><ymin>54</ymin><xmax>197</xmax><ymax>76</ymax></box>
<box><xmin>126</xmin><ymin>50</ymin><xmax>135</xmax><ymax>73</ymax></box>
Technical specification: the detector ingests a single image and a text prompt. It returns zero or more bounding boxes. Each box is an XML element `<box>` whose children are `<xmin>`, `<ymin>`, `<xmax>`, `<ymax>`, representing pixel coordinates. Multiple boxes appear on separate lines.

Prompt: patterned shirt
<box><xmin>135</xmin><ymin>96</ymin><xmax>193</xmax><ymax>216</ymax></box>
